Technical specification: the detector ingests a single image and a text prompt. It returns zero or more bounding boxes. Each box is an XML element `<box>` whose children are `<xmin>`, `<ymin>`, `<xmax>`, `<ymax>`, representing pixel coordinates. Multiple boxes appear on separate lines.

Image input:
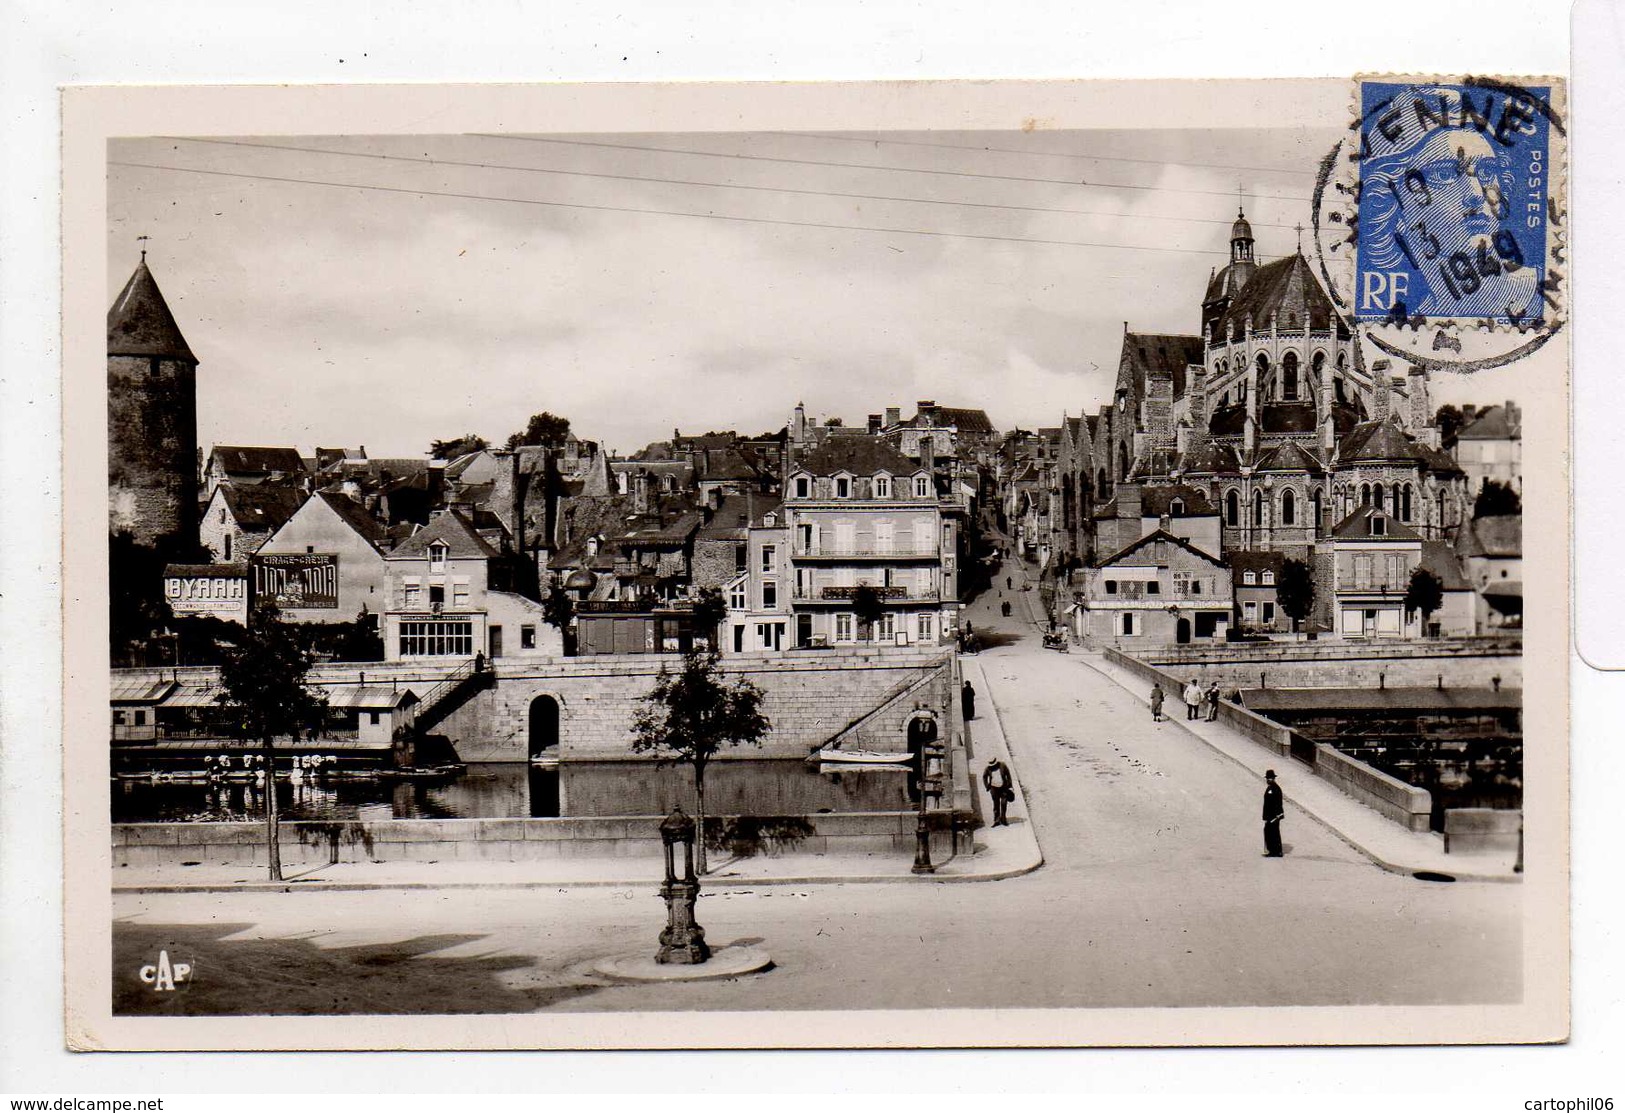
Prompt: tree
<box><xmin>214</xmin><ymin>603</ymin><xmax>328</xmax><ymax>880</ymax></box>
<box><xmin>1474</xmin><ymin>478</ymin><xmax>1522</xmax><ymax>518</ymax></box>
<box><xmin>429</xmin><ymin>433</ymin><xmax>489</xmax><ymax>460</ymax></box>
<box><xmin>1434</xmin><ymin>404</ymin><xmax>1466</xmax><ymax>449</ymax></box>
<box><xmin>689</xmin><ymin>586</ymin><xmax>728</xmax><ymax>648</ymax></box>
<box><xmin>852</xmin><ymin>583</ymin><xmax>887</xmax><ymax>642</ymax></box>
<box><xmin>1275</xmin><ymin>558</ymin><xmax>1316</xmax><ymax>638</ymax></box>
<box><xmin>629</xmin><ymin>648</ymin><xmax>771</xmax><ymax>874</ymax></box>
<box><xmin>541</xmin><ymin>582</ymin><xmax>575</xmax><ymax>631</ymax></box>
<box><xmin>505</xmin><ymin>411</ymin><xmax>572</xmax><ymax>451</ymax></box>
<box><xmin>1405</xmin><ymin>566</ymin><xmax>1445</xmax><ymax>635</ymax></box>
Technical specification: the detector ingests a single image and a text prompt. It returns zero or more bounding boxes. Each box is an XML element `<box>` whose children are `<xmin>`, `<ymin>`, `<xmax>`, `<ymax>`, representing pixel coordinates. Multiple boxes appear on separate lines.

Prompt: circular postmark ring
<box><xmin>1312</xmin><ymin>76</ymin><xmax>1566</xmax><ymax>375</ymax></box>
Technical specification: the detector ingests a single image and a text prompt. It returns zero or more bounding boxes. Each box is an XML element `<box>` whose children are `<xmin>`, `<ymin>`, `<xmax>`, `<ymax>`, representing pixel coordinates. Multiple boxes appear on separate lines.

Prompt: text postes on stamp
<box><xmin>1312</xmin><ymin>75</ymin><xmax>1566</xmax><ymax>374</ymax></box>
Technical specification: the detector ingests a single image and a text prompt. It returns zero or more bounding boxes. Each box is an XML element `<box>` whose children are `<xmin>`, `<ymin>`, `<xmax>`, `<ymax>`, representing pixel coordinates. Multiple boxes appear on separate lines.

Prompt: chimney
<box><xmin>1184</xmin><ymin>364</ymin><xmax>1210</xmax><ymax>457</ymax></box>
<box><xmin>1371</xmin><ymin>360</ymin><xmax>1392</xmax><ymax>423</ymax></box>
<box><xmin>867</xmin><ymin>413</ymin><xmax>883</xmax><ymax>434</ymax></box>
<box><xmin>885</xmin><ymin>406</ymin><xmax>901</xmax><ymax>428</ymax></box>
<box><xmin>1117</xmin><ymin>482</ymin><xmax>1142</xmax><ymax>525</ymax></box>
<box><xmin>917</xmin><ymin>400</ymin><xmax>939</xmax><ymax>426</ymax></box>
<box><xmin>919</xmin><ymin>435</ymin><xmax>936</xmax><ymax>475</ymax></box>
<box><xmin>510</xmin><ymin>450</ymin><xmax>526</xmax><ymax>554</ymax></box>
<box><xmin>634</xmin><ymin>471</ymin><xmax>650</xmax><ymax>514</ymax></box>
<box><xmin>1505</xmin><ymin>400</ymin><xmax>1521</xmax><ymax>438</ymax></box>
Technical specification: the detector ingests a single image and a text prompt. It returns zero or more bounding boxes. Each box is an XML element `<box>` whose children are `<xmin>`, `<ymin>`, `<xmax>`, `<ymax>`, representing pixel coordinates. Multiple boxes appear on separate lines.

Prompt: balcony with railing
<box><xmin>792</xmin><ymin>543</ymin><xmax>940</xmax><ymax>559</ymax></box>
<box><xmin>792</xmin><ymin>584</ymin><xmax>941</xmax><ymax>604</ymax></box>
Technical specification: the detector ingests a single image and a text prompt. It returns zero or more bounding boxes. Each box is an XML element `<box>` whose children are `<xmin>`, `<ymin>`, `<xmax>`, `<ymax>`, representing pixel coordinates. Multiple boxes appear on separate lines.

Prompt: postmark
<box><xmin>1311</xmin><ymin>75</ymin><xmax>1567</xmax><ymax>373</ymax></box>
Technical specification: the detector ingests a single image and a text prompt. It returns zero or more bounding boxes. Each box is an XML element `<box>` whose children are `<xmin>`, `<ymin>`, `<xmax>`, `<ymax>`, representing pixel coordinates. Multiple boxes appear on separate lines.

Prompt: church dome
<box><xmin>1231</xmin><ymin>209</ymin><xmax>1253</xmax><ymax>242</ymax></box>
<box><xmin>564</xmin><ymin>568</ymin><xmax>598</xmax><ymax>594</ymax></box>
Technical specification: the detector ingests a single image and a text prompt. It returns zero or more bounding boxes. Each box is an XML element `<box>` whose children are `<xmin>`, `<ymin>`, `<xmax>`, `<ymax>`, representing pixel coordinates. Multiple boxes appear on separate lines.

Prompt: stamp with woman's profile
<box><xmin>1311</xmin><ymin>75</ymin><xmax>1566</xmax><ymax>373</ymax></box>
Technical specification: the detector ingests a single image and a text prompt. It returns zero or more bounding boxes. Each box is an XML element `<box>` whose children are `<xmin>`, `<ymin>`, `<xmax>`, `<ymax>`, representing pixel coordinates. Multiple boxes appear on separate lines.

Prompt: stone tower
<box><xmin>107</xmin><ymin>255</ymin><xmax>200</xmax><ymax>547</ymax></box>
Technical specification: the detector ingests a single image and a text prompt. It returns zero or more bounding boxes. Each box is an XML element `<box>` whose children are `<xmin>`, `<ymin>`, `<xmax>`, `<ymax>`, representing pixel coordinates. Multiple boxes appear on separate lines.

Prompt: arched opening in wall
<box><xmin>1281</xmin><ymin>488</ymin><xmax>1296</xmax><ymax>525</ymax></box>
<box><xmin>1373</xmin><ymin>482</ymin><xmax>1386</xmax><ymax>514</ymax></box>
<box><xmin>1361</xmin><ymin>483</ymin><xmax>1372</xmax><ymax>507</ymax></box>
<box><xmin>1311</xmin><ymin>351</ymin><xmax>1326</xmax><ymax>395</ymax></box>
<box><xmin>1401</xmin><ymin>484</ymin><xmax>1413</xmax><ymax>521</ymax></box>
<box><xmin>1255</xmin><ymin>352</ymin><xmax>1272</xmax><ymax>400</ymax></box>
<box><xmin>1312</xmin><ymin>488</ymin><xmax>1323</xmax><ymax>533</ymax></box>
<box><xmin>1436</xmin><ymin>489</ymin><xmax>1445</xmax><ymax>531</ymax></box>
<box><xmin>1118</xmin><ymin>442</ymin><xmax>1130</xmax><ymax>481</ymax></box>
<box><xmin>1282</xmin><ymin>352</ymin><xmax>1300</xmax><ymax>401</ymax></box>
<box><xmin>528</xmin><ymin>695</ymin><xmax>560</xmax><ymax>761</ymax></box>
<box><xmin>1176</xmin><ymin>617</ymin><xmax>1192</xmax><ymax>645</ymax></box>
<box><xmin>1226</xmin><ymin>489</ymin><xmax>1240</xmax><ymax>527</ymax></box>
<box><xmin>1097</xmin><ymin>468</ymin><xmax>1109</xmax><ymax>497</ymax></box>
<box><xmin>1252</xmin><ymin>488</ymin><xmax>1264</xmax><ymax>526</ymax></box>
<box><xmin>906</xmin><ymin>714</ymin><xmax>939</xmax><ymax>804</ymax></box>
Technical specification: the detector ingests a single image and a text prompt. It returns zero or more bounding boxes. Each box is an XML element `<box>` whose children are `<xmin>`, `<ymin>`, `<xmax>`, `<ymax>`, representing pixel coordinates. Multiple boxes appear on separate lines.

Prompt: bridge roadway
<box><xmin>112</xmin><ymin>558</ymin><xmax>1521</xmax><ymax>1017</ymax></box>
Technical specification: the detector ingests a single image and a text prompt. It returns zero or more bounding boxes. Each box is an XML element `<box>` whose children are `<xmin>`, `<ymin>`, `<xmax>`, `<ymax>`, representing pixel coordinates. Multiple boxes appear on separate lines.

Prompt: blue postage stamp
<box><xmin>1355</xmin><ymin>80</ymin><xmax>1554</xmax><ymax>326</ymax></box>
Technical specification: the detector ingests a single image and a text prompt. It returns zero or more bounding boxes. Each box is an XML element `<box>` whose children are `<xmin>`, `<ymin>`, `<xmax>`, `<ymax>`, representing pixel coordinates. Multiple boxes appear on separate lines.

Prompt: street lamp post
<box><xmin>911</xmin><ymin>739</ymin><xmax>936</xmax><ymax>875</ymax></box>
<box><xmin>656</xmin><ymin>807</ymin><xmax>710</xmax><ymax>965</ymax></box>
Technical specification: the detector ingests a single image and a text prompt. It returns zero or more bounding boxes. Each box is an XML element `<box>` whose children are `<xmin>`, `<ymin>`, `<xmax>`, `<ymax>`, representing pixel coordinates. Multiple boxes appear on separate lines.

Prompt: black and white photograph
<box><xmin>58</xmin><ymin>75</ymin><xmax>1568</xmax><ymax>1052</ymax></box>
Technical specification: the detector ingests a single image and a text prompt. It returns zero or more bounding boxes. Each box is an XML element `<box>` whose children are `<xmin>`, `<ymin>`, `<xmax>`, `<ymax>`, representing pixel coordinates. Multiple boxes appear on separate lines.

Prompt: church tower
<box><xmin>107</xmin><ymin>253</ymin><xmax>200</xmax><ymax>547</ymax></box>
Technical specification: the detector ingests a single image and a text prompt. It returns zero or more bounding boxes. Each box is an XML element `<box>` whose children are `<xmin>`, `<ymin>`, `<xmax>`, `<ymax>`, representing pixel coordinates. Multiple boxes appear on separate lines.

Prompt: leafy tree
<box><xmin>629</xmin><ymin>648</ymin><xmax>771</xmax><ymax>874</ymax></box>
<box><xmin>1405</xmin><ymin>567</ymin><xmax>1445</xmax><ymax>635</ymax></box>
<box><xmin>505</xmin><ymin>411</ymin><xmax>572</xmax><ymax>451</ymax></box>
<box><xmin>541</xmin><ymin>582</ymin><xmax>576</xmax><ymax>630</ymax></box>
<box><xmin>1474</xmin><ymin>478</ymin><xmax>1522</xmax><ymax>519</ymax></box>
<box><xmin>429</xmin><ymin>434</ymin><xmax>489</xmax><ymax>460</ymax></box>
<box><xmin>214</xmin><ymin>603</ymin><xmax>329</xmax><ymax>880</ymax></box>
<box><xmin>823</xmin><ymin>416</ymin><xmax>844</xmax><ymax>427</ymax></box>
<box><xmin>852</xmin><ymin>583</ymin><xmax>887</xmax><ymax>641</ymax></box>
<box><xmin>1276</xmin><ymin>558</ymin><xmax>1316</xmax><ymax>637</ymax></box>
<box><xmin>1434</xmin><ymin>404</ymin><xmax>1466</xmax><ymax>449</ymax></box>
<box><xmin>689</xmin><ymin>586</ymin><xmax>728</xmax><ymax>648</ymax></box>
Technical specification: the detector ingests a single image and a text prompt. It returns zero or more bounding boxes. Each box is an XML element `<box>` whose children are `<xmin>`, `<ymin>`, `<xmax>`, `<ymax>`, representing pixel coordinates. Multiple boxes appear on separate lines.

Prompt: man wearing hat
<box><xmin>982</xmin><ymin>757</ymin><xmax>1014</xmax><ymax>827</ymax></box>
<box><xmin>1262</xmin><ymin>770</ymin><xmax>1285</xmax><ymax>857</ymax></box>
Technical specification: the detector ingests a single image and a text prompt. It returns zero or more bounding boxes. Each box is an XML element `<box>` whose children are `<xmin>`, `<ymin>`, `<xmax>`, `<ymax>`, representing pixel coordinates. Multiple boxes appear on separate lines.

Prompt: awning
<box><xmin>161</xmin><ymin>685</ymin><xmax>222</xmax><ymax>707</ymax></box>
<box><xmin>322</xmin><ymin>685</ymin><xmax>418</xmax><ymax>710</ymax></box>
<box><xmin>110</xmin><ymin>678</ymin><xmax>176</xmax><ymax>704</ymax></box>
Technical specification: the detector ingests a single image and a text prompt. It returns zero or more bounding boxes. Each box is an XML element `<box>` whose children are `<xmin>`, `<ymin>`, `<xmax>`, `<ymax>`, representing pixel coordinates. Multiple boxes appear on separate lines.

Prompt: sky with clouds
<box><xmin>108</xmin><ymin>120</ymin><xmax>1525</xmax><ymax>458</ymax></box>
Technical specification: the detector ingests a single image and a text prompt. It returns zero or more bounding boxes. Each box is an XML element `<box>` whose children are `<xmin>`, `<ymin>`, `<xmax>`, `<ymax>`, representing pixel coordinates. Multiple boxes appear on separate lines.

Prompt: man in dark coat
<box><xmin>982</xmin><ymin>757</ymin><xmax>1014</xmax><ymax>826</ymax></box>
<box><xmin>1262</xmin><ymin>769</ymin><xmax>1285</xmax><ymax>857</ymax></box>
<box><xmin>961</xmin><ymin>680</ymin><xmax>976</xmax><ymax>721</ymax></box>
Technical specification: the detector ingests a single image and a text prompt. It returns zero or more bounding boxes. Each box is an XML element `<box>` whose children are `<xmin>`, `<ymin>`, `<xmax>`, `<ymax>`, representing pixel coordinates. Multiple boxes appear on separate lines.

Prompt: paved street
<box><xmin>113</xmin><ymin>555</ymin><xmax>1521</xmax><ymax>1015</ymax></box>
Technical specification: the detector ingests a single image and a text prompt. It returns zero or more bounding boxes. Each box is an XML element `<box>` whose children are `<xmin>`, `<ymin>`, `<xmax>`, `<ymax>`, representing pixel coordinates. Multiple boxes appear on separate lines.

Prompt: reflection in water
<box><xmin>112</xmin><ymin>759</ymin><xmax>912</xmax><ymax>823</ymax></box>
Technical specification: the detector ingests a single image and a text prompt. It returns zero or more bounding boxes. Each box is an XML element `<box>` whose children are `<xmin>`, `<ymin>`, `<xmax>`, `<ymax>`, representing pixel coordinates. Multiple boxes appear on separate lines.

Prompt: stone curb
<box><xmin>1076</xmin><ymin>653</ymin><xmax>1521</xmax><ymax>885</ymax></box>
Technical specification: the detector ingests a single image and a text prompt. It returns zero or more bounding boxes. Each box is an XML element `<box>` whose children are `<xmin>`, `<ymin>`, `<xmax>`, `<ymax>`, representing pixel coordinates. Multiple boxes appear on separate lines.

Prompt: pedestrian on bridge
<box><xmin>1149</xmin><ymin>682</ymin><xmax>1165</xmax><ymax>722</ymax></box>
<box><xmin>961</xmin><ymin>680</ymin><xmax>977</xmax><ymax>722</ymax></box>
<box><xmin>1183</xmin><ymin>678</ymin><xmax>1203</xmax><ymax>720</ymax></box>
<box><xmin>982</xmin><ymin>757</ymin><xmax>1014</xmax><ymax>827</ymax></box>
<box><xmin>1262</xmin><ymin>770</ymin><xmax>1285</xmax><ymax>857</ymax></box>
<box><xmin>1205</xmin><ymin>681</ymin><xmax>1221</xmax><ymax>722</ymax></box>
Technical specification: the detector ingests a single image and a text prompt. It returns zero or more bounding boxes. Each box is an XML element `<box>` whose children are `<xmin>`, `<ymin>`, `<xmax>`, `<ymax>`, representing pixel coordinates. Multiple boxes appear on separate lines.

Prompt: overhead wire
<box><xmin>175</xmin><ymin>137</ymin><xmax>1304</xmax><ymax>232</ymax></box>
<box><xmin>109</xmin><ymin>159</ymin><xmax>1242</xmax><ymax>257</ymax></box>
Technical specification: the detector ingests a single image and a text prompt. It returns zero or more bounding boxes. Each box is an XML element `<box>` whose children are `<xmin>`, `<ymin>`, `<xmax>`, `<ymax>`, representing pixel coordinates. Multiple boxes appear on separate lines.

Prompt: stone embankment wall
<box><xmin>1103</xmin><ymin>647</ymin><xmax>1432</xmax><ymax>832</ymax></box>
<box><xmin>1133</xmin><ymin>639</ymin><xmax>1520</xmax><ymax>692</ymax></box>
<box><xmin>111</xmin><ymin>812</ymin><xmax>962</xmax><ymax>868</ymax></box>
<box><xmin>442</xmin><ymin>648</ymin><xmax>955</xmax><ymax>763</ymax></box>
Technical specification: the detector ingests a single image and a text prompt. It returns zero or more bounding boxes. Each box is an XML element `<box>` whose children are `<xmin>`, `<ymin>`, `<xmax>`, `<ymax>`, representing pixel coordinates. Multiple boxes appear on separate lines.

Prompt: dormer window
<box><xmin>1243</xmin><ymin>570</ymin><xmax>1257</xmax><ymax>585</ymax></box>
<box><xmin>1170</xmin><ymin>498</ymin><xmax>1184</xmax><ymax>516</ymax></box>
<box><xmin>794</xmin><ymin>475</ymin><xmax>810</xmax><ymax>499</ymax></box>
<box><xmin>874</xmin><ymin>475</ymin><xmax>891</xmax><ymax>499</ymax></box>
<box><xmin>1262</xmin><ymin>570</ymin><xmax>1276</xmax><ymax>585</ymax></box>
<box><xmin>835</xmin><ymin>476</ymin><xmax>851</xmax><ymax>498</ymax></box>
<box><xmin>1371</xmin><ymin>515</ymin><xmax>1387</xmax><ymax>536</ymax></box>
<box><xmin>763</xmin><ymin>512</ymin><xmax>776</xmax><ymax>527</ymax></box>
<box><xmin>428</xmin><ymin>542</ymin><xmax>448</xmax><ymax>572</ymax></box>
<box><xmin>913</xmin><ymin>475</ymin><xmax>930</xmax><ymax>498</ymax></box>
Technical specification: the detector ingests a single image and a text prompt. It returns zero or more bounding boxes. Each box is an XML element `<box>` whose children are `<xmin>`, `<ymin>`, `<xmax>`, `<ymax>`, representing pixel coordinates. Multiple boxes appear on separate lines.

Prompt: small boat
<box><xmin>808</xmin><ymin>747</ymin><xmax>916</xmax><ymax>766</ymax></box>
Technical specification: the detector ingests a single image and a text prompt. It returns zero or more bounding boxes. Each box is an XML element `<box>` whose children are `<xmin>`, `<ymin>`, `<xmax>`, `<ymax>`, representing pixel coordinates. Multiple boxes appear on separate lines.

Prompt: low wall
<box><xmin>1444</xmin><ymin>807</ymin><xmax>1522</xmax><ymax>854</ymax></box>
<box><xmin>1131</xmin><ymin>639</ymin><xmax>1520</xmax><ymax>692</ymax></box>
<box><xmin>113</xmin><ymin>811</ymin><xmax>963</xmax><ymax>869</ymax></box>
<box><xmin>1101</xmin><ymin>647</ymin><xmax>1431</xmax><ymax>829</ymax></box>
<box><xmin>1311</xmin><ymin>744</ymin><xmax>1432</xmax><ymax>832</ymax></box>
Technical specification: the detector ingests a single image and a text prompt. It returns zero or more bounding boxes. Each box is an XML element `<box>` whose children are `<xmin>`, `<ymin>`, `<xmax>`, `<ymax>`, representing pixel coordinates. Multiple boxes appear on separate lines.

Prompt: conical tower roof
<box><xmin>107</xmin><ymin>259</ymin><xmax>196</xmax><ymax>362</ymax></box>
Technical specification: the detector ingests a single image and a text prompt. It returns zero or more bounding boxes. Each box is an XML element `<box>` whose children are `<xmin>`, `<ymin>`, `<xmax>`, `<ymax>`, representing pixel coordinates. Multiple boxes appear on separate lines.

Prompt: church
<box><xmin>1047</xmin><ymin>207</ymin><xmax>1471</xmax><ymax>638</ymax></box>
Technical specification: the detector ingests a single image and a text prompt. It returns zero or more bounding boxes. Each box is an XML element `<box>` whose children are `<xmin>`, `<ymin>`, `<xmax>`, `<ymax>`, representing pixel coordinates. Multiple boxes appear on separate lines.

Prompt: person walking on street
<box><xmin>1206</xmin><ymin>681</ymin><xmax>1221</xmax><ymax>722</ymax></box>
<box><xmin>1007</xmin><ymin>576</ymin><xmax>1013</xmax><ymax>591</ymax></box>
<box><xmin>1262</xmin><ymin>770</ymin><xmax>1285</xmax><ymax>857</ymax></box>
<box><xmin>1183</xmin><ymin>678</ymin><xmax>1203</xmax><ymax>721</ymax></box>
<box><xmin>982</xmin><ymin>757</ymin><xmax>1015</xmax><ymax>826</ymax></box>
<box><xmin>1149</xmin><ymin>682</ymin><xmax>1165</xmax><ymax>722</ymax></box>
<box><xmin>961</xmin><ymin>680</ymin><xmax>977</xmax><ymax>722</ymax></box>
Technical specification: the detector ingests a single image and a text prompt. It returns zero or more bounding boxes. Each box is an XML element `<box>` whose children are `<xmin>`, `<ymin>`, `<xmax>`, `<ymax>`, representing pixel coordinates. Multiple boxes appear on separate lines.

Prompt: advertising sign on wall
<box><xmin>252</xmin><ymin>553</ymin><xmax>339</xmax><ymax>609</ymax></box>
<box><xmin>163</xmin><ymin>563</ymin><xmax>250</xmax><ymax>622</ymax></box>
